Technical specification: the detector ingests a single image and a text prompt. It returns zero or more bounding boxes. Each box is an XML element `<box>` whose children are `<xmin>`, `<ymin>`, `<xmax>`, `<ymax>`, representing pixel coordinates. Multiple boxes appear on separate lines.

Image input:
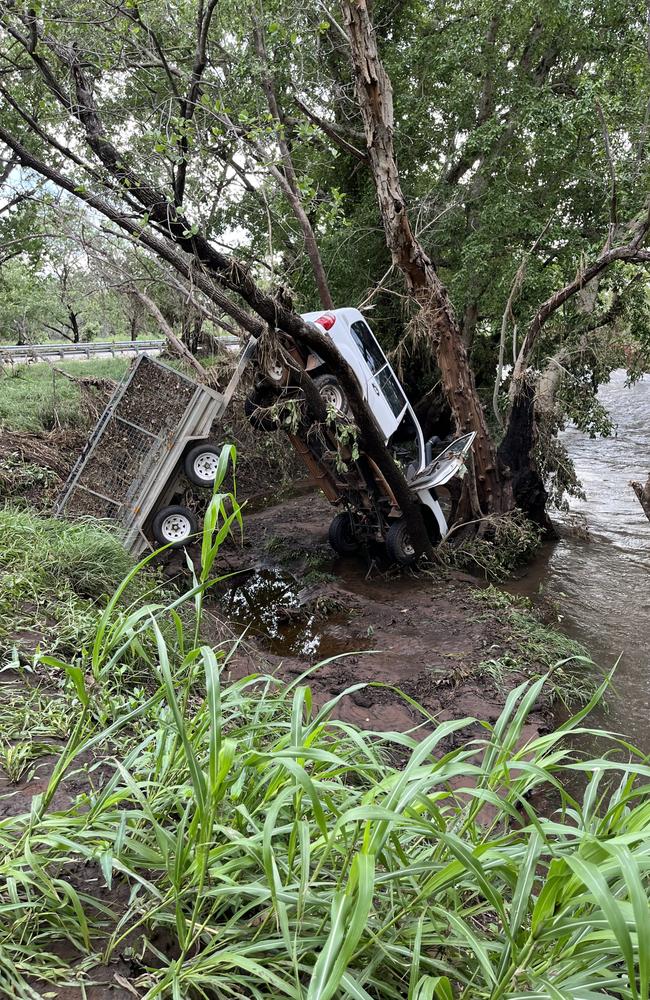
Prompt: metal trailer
<box><xmin>55</xmin><ymin>343</ymin><xmax>255</xmax><ymax>555</ymax></box>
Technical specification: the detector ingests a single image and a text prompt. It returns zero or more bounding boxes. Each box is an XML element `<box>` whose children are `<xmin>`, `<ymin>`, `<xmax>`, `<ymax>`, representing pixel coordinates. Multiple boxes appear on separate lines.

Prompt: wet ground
<box><xmin>4</xmin><ymin>371</ymin><xmax>647</xmax><ymax>996</ymax></box>
<box><xmin>1</xmin><ymin>487</ymin><xmax>559</xmax><ymax>999</ymax></box>
<box><xmin>206</xmin><ymin>490</ymin><xmax>551</xmax><ymax>743</ymax></box>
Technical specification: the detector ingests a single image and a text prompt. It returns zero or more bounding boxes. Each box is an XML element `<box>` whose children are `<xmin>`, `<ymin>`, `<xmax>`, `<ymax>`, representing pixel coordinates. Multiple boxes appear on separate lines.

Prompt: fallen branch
<box><xmin>128</xmin><ymin>288</ymin><xmax>206</xmax><ymax>377</ymax></box>
<box><xmin>53</xmin><ymin>367</ymin><xmax>117</xmax><ymax>392</ymax></box>
<box><xmin>630</xmin><ymin>474</ymin><xmax>650</xmax><ymax>523</ymax></box>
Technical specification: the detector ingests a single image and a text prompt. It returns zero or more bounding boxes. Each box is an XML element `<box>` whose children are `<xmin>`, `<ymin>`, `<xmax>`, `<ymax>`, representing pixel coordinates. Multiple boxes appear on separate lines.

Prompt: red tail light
<box><xmin>314</xmin><ymin>313</ymin><xmax>336</xmax><ymax>330</ymax></box>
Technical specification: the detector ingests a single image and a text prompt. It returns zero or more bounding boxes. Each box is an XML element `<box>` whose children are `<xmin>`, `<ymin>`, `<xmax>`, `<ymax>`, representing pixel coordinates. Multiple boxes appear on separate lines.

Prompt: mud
<box><xmin>207</xmin><ymin>491</ymin><xmax>551</xmax><ymax>744</ymax></box>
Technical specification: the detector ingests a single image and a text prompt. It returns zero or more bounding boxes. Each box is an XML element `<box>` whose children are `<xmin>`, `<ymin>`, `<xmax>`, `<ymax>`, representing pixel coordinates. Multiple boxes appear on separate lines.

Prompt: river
<box><xmin>510</xmin><ymin>369</ymin><xmax>650</xmax><ymax>747</ymax></box>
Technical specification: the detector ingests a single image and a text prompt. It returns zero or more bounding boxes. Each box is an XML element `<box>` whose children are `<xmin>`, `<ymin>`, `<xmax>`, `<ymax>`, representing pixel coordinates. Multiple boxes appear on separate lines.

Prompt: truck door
<box><xmin>368</xmin><ymin>362</ymin><xmax>408</xmax><ymax>440</ymax></box>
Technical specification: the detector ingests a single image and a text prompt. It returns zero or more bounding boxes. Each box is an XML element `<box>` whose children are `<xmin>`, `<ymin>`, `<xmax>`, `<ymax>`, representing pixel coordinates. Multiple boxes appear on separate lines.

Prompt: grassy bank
<box><xmin>471</xmin><ymin>586</ymin><xmax>596</xmax><ymax>707</ymax></box>
<box><xmin>0</xmin><ymin>358</ymin><xmax>129</xmax><ymax>432</ymax></box>
<box><xmin>0</xmin><ymin>493</ymin><xmax>648</xmax><ymax>999</ymax></box>
<box><xmin>0</xmin><ymin>506</ymin><xmax>156</xmax><ymax>658</ymax></box>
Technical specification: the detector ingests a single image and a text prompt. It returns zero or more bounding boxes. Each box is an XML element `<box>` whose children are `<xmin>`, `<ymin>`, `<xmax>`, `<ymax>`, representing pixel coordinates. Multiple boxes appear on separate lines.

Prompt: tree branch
<box><xmin>510</xmin><ymin>207</ymin><xmax>650</xmax><ymax>399</ymax></box>
<box><xmin>128</xmin><ymin>286</ymin><xmax>206</xmax><ymax>375</ymax></box>
<box><xmin>595</xmin><ymin>100</ymin><xmax>618</xmax><ymax>248</ymax></box>
<box><xmin>251</xmin><ymin>19</ymin><xmax>334</xmax><ymax>309</ymax></box>
<box><xmin>292</xmin><ymin>94</ymin><xmax>368</xmax><ymax>163</ymax></box>
<box><xmin>174</xmin><ymin>0</ymin><xmax>219</xmax><ymax>205</ymax></box>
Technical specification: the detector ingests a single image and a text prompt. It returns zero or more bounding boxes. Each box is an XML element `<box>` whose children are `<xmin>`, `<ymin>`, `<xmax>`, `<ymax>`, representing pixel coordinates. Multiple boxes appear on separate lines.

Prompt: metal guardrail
<box><xmin>0</xmin><ymin>339</ymin><xmax>165</xmax><ymax>360</ymax></box>
<box><xmin>0</xmin><ymin>336</ymin><xmax>239</xmax><ymax>362</ymax></box>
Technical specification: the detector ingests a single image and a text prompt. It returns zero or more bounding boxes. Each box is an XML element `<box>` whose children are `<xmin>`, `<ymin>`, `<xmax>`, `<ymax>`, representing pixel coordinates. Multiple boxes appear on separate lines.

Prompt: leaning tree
<box><xmin>1</xmin><ymin>0</ymin><xmax>648</xmax><ymax>550</ymax></box>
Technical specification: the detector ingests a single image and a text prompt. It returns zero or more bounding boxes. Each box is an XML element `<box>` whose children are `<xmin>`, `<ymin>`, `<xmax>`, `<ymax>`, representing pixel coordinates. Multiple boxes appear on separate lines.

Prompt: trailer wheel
<box><xmin>152</xmin><ymin>505</ymin><xmax>198</xmax><ymax>548</ymax></box>
<box><xmin>385</xmin><ymin>519</ymin><xmax>417</xmax><ymax>566</ymax></box>
<box><xmin>328</xmin><ymin>512</ymin><xmax>359</xmax><ymax>555</ymax></box>
<box><xmin>184</xmin><ymin>443</ymin><xmax>222</xmax><ymax>487</ymax></box>
<box><xmin>313</xmin><ymin>374</ymin><xmax>350</xmax><ymax>416</ymax></box>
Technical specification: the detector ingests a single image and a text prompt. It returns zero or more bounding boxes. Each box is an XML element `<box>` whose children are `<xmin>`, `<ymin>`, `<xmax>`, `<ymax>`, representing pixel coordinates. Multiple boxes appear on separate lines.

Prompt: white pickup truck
<box><xmin>247</xmin><ymin>307</ymin><xmax>475</xmax><ymax>564</ymax></box>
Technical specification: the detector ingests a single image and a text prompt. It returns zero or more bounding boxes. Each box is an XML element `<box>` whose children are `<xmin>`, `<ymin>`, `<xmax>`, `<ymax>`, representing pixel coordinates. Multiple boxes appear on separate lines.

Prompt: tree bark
<box><xmin>342</xmin><ymin>0</ymin><xmax>502</xmax><ymax>515</ymax></box>
<box><xmin>631</xmin><ymin>476</ymin><xmax>650</xmax><ymax>523</ymax></box>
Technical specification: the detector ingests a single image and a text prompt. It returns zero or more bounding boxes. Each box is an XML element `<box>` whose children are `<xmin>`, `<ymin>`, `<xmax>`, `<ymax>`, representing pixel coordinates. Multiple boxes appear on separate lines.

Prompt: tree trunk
<box><xmin>342</xmin><ymin>0</ymin><xmax>502</xmax><ymax>515</ymax></box>
<box><xmin>496</xmin><ymin>379</ymin><xmax>551</xmax><ymax>530</ymax></box>
<box><xmin>68</xmin><ymin>309</ymin><xmax>81</xmax><ymax>343</ymax></box>
<box><xmin>631</xmin><ymin>475</ymin><xmax>650</xmax><ymax>523</ymax></box>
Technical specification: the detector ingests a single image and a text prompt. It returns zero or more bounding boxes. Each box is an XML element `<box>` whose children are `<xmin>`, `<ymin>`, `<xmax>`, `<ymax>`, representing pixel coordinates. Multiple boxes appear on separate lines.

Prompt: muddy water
<box><xmin>508</xmin><ymin>370</ymin><xmax>650</xmax><ymax>747</ymax></box>
<box><xmin>223</xmin><ymin>567</ymin><xmax>369</xmax><ymax>658</ymax></box>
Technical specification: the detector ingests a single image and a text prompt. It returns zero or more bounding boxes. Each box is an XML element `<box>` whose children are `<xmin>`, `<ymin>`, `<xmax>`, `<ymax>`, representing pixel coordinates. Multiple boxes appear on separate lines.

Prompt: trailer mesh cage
<box><xmin>55</xmin><ymin>356</ymin><xmax>200</xmax><ymax>524</ymax></box>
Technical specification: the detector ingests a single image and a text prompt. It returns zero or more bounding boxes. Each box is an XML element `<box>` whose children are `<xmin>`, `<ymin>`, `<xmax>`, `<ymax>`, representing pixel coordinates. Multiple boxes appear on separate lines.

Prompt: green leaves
<box><xmin>307</xmin><ymin>853</ymin><xmax>375</xmax><ymax>1000</ymax></box>
<box><xmin>3</xmin><ymin>472</ymin><xmax>650</xmax><ymax>998</ymax></box>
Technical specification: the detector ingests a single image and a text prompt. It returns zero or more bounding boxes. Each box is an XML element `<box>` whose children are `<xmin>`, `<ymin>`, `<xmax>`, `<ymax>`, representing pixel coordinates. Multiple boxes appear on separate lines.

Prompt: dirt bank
<box><xmin>200</xmin><ymin>490</ymin><xmax>570</xmax><ymax>745</ymax></box>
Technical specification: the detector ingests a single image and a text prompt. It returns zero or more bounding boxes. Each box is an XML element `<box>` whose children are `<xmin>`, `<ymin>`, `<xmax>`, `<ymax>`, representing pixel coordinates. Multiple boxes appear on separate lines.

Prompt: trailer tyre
<box><xmin>152</xmin><ymin>505</ymin><xmax>198</xmax><ymax>548</ymax></box>
<box><xmin>328</xmin><ymin>512</ymin><xmax>359</xmax><ymax>555</ymax></box>
<box><xmin>184</xmin><ymin>443</ymin><xmax>222</xmax><ymax>487</ymax></box>
<box><xmin>385</xmin><ymin>519</ymin><xmax>417</xmax><ymax>566</ymax></box>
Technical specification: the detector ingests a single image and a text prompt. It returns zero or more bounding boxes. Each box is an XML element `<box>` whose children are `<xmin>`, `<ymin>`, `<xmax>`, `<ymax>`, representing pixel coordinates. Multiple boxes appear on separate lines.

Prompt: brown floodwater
<box><xmin>508</xmin><ymin>370</ymin><xmax>650</xmax><ymax>748</ymax></box>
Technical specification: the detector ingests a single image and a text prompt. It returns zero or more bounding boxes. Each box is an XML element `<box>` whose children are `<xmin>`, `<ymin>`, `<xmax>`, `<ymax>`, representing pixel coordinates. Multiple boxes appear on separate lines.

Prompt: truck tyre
<box><xmin>262</xmin><ymin>358</ymin><xmax>291</xmax><ymax>388</ymax></box>
<box><xmin>385</xmin><ymin>519</ymin><xmax>417</xmax><ymax>566</ymax></box>
<box><xmin>244</xmin><ymin>387</ymin><xmax>280</xmax><ymax>432</ymax></box>
<box><xmin>183</xmin><ymin>443</ymin><xmax>222</xmax><ymax>487</ymax></box>
<box><xmin>152</xmin><ymin>505</ymin><xmax>198</xmax><ymax>548</ymax></box>
<box><xmin>328</xmin><ymin>512</ymin><xmax>359</xmax><ymax>555</ymax></box>
<box><xmin>313</xmin><ymin>374</ymin><xmax>350</xmax><ymax>416</ymax></box>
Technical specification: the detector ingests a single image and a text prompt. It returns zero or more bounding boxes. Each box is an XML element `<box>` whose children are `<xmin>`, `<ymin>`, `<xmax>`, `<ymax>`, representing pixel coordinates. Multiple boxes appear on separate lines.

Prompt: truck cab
<box><xmin>300</xmin><ymin>307</ymin><xmax>428</xmax><ymax>475</ymax></box>
<box><xmin>247</xmin><ymin>306</ymin><xmax>475</xmax><ymax>564</ymax></box>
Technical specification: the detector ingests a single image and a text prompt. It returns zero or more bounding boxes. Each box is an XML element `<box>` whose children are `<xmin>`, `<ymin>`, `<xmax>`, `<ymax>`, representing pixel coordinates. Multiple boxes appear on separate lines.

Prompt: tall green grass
<box><xmin>0</xmin><ymin>358</ymin><xmax>129</xmax><ymax>432</ymax></box>
<box><xmin>0</xmin><ymin>505</ymin><xmax>153</xmax><ymax>656</ymax></box>
<box><xmin>1</xmin><ymin>448</ymin><xmax>649</xmax><ymax>999</ymax></box>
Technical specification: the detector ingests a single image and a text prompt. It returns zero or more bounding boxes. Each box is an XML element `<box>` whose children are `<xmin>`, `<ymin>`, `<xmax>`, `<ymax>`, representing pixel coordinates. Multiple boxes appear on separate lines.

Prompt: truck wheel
<box><xmin>244</xmin><ymin>387</ymin><xmax>280</xmax><ymax>432</ymax></box>
<box><xmin>184</xmin><ymin>443</ymin><xmax>222</xmax><ymax>487</ymax></box>
<box><xmin>328</xmin><ymin>512</ymin><xmax>359</xmax><ymax>555</ymax></box>
<box><xmin>151</xmin><ymin>505</ymin><xmax>198</xmax><ymax>548</ymax></box>
<box><xmin>263</xmin><ymin>359</ymin><xmax>291</xmax><ymax>387</ymax></box>
<box><xmin>385</xmin><ymin>519</ymin><xmax>417</xmax><ymax>566</ymax></box>
<box><xmin>313</xmin><ymin>374</ymin><xmax>350</xmax><ymax>416</ymax></box>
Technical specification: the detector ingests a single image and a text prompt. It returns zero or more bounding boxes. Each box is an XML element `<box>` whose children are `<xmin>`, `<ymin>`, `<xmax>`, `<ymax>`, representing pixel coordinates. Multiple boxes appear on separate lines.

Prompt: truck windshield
<box><xmin>350</xmin><ymin>320</ymin><xmax>386</xmax><ymax>374</ymax></box>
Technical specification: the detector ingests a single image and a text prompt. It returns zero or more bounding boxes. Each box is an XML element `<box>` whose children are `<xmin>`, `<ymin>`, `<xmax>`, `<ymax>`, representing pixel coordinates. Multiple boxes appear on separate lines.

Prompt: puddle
<box><xmin>221</xmin><ymin>567</ymin><xmax>369</xmax><ymax>659</ymax></box>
